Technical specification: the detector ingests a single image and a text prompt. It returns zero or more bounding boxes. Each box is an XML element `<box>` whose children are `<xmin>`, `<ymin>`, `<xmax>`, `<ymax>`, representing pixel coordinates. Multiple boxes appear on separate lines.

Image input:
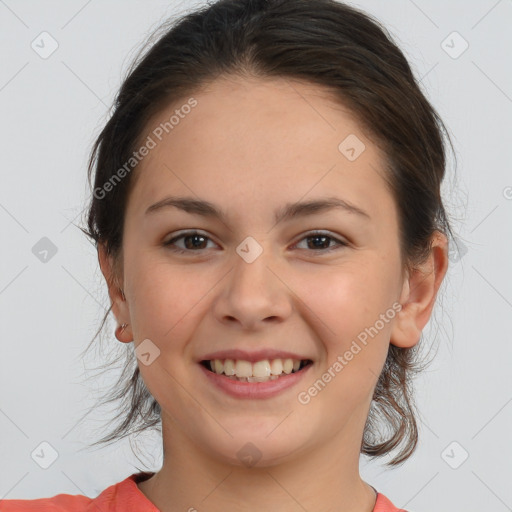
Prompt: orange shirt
<box><xmin>0</xmin><ymin>472</ymin><xmax>408</xmax><ymax>511</ymax></box>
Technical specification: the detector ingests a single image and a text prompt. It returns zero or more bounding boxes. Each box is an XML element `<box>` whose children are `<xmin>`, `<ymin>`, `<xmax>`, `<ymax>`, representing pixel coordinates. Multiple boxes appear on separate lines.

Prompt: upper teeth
<box><xmin>209</xmin><ymin>358</ymin><xmax>302</xmax><ymax>377</ymax></box>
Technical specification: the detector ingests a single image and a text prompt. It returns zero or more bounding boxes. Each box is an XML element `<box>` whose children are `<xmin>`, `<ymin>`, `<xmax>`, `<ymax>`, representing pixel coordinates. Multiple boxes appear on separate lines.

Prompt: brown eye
<box><xmin>164</xmin><ymin>231</ymin><xmax>217</xmax><ymax>254</ymax></box>
<box><xmin>293</xmin><ymin>231</ymin><xmax>348</xmax><ymax>253</ymax></box>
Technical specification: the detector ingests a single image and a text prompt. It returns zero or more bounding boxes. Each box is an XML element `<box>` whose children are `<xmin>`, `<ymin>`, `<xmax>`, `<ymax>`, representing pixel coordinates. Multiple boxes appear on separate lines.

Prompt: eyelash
<box><xmin>163</xmin><ymin>230</ymin><xmax>349</xmax><ymax>255</ymax></box>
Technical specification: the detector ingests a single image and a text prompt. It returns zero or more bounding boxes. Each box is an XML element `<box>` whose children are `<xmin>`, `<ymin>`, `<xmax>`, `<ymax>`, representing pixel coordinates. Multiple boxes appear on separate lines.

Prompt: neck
<box><xmin>137</xmin><ymin>415</ymin><xmax>378</xmax><ymax>512</ymax></box>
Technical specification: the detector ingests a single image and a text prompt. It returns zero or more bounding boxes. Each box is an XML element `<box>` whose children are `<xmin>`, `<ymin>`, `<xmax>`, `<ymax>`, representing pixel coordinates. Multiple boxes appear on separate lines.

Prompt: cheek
<box><xmin>303</xmin><ymin>261</ymin><xmax>394</xmax><ymax>329</ymax></box>
<box><xmin>127</xmin><ymin>260</ymin><xmax>204</xmax><ymax>407</ymax></box>
<box><xmin>126</xmin><ymin>257</ymin><xmax>199</xmax><ymax>345</ymax></box>
<box><xmin>296</xmin><ymin>260</ymin><xmax>398</xmax><ymax>372</ymax></box>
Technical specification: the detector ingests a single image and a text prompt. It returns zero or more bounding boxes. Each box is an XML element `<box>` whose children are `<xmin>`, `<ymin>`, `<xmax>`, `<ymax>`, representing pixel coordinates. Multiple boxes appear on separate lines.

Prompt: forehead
<box><xmin>126</xmin><ymin>75</ymin><xmax>394</xmax><ymax>226</ymax></box>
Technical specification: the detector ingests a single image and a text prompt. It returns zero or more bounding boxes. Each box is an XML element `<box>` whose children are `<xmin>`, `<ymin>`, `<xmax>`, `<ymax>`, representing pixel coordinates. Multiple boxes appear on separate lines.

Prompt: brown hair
<box><xmin>79</xmin><ymin>0</ymin><xmax>455</xmax><ymax>467</ymax></box>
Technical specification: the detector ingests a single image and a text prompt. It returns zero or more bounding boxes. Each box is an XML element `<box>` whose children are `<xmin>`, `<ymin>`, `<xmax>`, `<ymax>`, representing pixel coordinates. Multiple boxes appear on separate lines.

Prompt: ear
<box><xmin>390</xmin><ymin>231</ymin><xmax>449</xmax><ymax>348</ymax></box>
<box><xmin>97</xmin><ymin>242</ymin><xmax>133</xmax><ymax>342</ymax></box>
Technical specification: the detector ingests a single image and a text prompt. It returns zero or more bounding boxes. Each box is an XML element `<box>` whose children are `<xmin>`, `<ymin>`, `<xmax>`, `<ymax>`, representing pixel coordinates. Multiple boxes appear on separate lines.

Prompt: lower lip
<box><xmin>199</xmin><ymin>363</ymin><xmax>312</xmax><ymax>399</ymax></box>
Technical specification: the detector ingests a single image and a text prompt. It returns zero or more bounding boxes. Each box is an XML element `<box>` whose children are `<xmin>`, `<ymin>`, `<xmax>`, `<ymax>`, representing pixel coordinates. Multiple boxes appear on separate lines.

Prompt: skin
<box><xmin>98</xmin><ymin>75</ymin><xmax>448</xmax><ymax>512</ymax></box>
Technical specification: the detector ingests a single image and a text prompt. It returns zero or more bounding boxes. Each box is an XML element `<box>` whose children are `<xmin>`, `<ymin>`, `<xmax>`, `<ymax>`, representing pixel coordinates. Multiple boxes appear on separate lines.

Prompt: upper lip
<box><xmin>198</xmin><ymin>349</ymin><xmax>313</xmax><ymax>363</ymax></box>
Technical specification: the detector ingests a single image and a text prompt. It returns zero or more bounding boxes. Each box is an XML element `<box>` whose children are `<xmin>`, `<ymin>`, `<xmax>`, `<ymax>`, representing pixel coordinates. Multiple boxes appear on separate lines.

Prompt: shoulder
<box><xmin>0</xmin><ymin>493</ymin><xmax>91</xmax><ymax>511</ymax></box>
<box><xmin>374</xmin><ymin>491</ymin><xmax>409</xmax><ymax>512</ymax></box>
<box><xmin>0</xmin><ymin>472</ymin><xmax>157</xmax><ymax>512</ymax></box>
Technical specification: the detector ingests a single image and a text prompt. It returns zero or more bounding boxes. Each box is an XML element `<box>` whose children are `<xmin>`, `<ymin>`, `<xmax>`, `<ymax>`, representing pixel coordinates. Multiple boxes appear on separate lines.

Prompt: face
<box><xmin>108</xmin><ymin>76</ymin><xmax>410</xmax><ymax>467</ymax></box>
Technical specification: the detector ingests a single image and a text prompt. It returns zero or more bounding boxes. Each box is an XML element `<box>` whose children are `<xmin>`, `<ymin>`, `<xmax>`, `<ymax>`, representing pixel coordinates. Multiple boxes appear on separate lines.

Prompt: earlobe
<box><xmin>390</xmin><ymin>232</ymin><xmax>449</xmax><ymax>349</ymax></box>
<box><xmin>390</xmin><ymin>302</ymin><xmax>422</xmax><ymax>348</ymax></box>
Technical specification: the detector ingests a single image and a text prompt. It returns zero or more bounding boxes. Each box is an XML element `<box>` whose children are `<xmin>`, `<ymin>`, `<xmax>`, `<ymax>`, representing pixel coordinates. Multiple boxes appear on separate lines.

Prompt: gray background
<box><xmin>0</xmin><ymin>1</ymin><xmax>511</xmax><ymax>510</ymax></box>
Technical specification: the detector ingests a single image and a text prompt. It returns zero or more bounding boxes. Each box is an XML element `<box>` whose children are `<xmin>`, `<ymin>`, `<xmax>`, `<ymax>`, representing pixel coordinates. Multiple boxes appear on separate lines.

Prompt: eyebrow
<box><xmin>145</xmin><ymin>195</ymin><xmax>371</xmax><ymax>224</ymax></box>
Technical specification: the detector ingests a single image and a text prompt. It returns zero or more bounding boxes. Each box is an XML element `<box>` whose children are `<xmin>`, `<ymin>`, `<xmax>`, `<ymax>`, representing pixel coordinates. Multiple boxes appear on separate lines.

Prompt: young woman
<box><xmin>0</xmin><ymin>0</ymin><xmax>453</xmax><ymax>510</ymax></box>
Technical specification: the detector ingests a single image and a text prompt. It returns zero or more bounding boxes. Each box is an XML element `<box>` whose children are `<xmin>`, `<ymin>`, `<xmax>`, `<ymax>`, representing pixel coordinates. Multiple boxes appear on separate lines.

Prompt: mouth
<box><xmin>200</xmin><ymin>358</ymin><xmax>314</xmax><ymax>383</ymax></box>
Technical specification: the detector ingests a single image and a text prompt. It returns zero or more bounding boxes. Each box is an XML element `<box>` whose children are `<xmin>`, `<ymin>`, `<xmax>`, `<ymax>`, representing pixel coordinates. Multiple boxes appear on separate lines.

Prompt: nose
<box><xmin>211</xmin><ymin>239</ymin><xmax>293</xmax><ymax>330</ymax></box>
